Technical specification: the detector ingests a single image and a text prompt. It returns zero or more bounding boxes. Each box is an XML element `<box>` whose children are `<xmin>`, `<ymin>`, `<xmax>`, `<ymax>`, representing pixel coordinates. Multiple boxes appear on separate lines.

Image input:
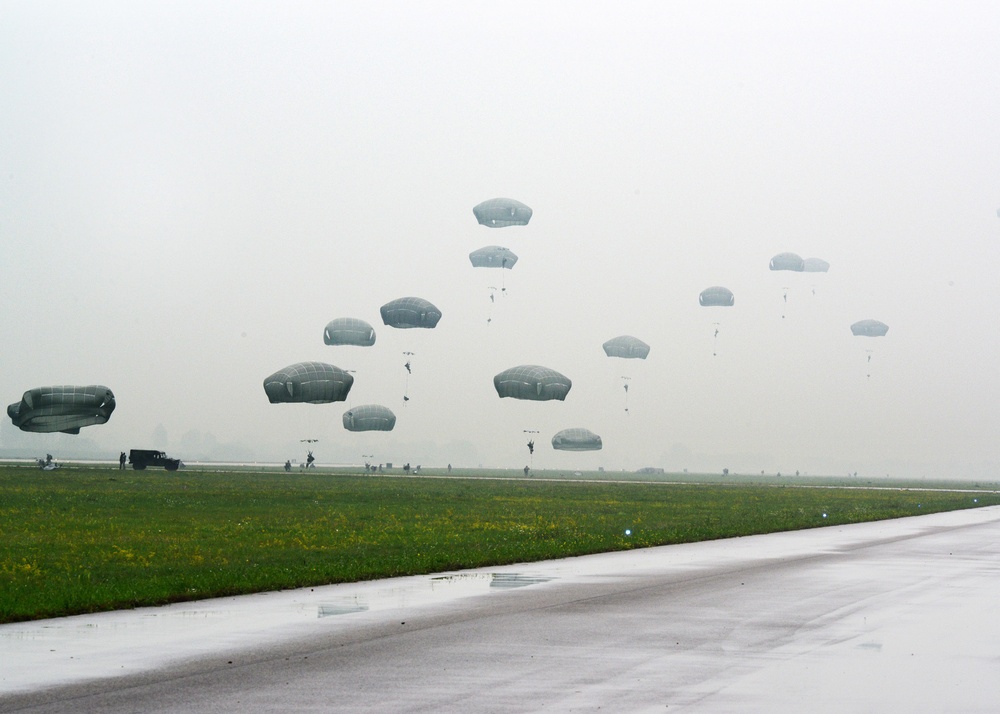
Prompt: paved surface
<box><xmin>3</xmin><ymin>505</ymin><xmax>1000</xmax><ymax>712</ymax></box>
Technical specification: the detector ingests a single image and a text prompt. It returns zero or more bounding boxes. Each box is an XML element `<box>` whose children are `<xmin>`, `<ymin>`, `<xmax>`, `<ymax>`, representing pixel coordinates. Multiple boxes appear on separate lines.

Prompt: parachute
<box><xmin>699</xmin><ymin>287</ymin><xmax>734</xmax><ymax>356</ymax></box>
<box><xmin>851</xmin><ymin>320</ymin><xmax>889</xmax><ymax>337</ymax></box>
<box><xmin>469</xmin><ymin>245</ymin><xmax>518</xmax><ymax>269</ymax></box>
<box><xmin>769</xmin><ymin>253</ymin><xmax>805</xmax><ymax>271</ymax></box>
<box><xmin>7</xmin><ymin>385</ymin><xmax>115</xmax><ymax>434</ymax></box>
<box><xmin>698</xmin><ymin>286</ymin><xmax>735</xmax><ymax>307</ymax></box>
<box><xmin>551</xmin><ymin>427</ymin><xmax>603</xmax><ymax>452</ymax></box>
<box><xmin>602</xmin><ymin>335</ymin><xmax>650</xmax><ymax>359</ymax></box>
<box><xmin>472</xmin><ymin>198</ymin><xmax>533</xmax><ymax>227</ymax></box>
<box><xmin>769</xmin><ymin>253</ymin><xmax>805</xmax><ymax>318</ymax></box>
<box><xmin>851</xmin><ymin>320</ymin><xmax>889</xmax><ymax>379</ymax></box>
<box><xmin>263</xmin><ymin>362</ymin><xmax>353</xmax><ymax>404</ymax></box>
<box><xmin>602</xmin><ymin>336</ymin><xmax>648</xmax><ymax>412</ymax></box>
<box><xmin>380</xmin><ymin>298</ymin><xmax>441</xmax><ymax>401</ymax></box>
<box><xmin>802</xmin><ymin>258</ymin><xmax>830</xmax><ymax>273</ymax></box>
<box><xmin>343</xmin><ymin>404</ymin><xmax>396</xmax><ymax>432</ymax></box>
<box><xmin>470</xmin><ymin>246</ymin><xmax>518</xmax><ymax>318</ymax></box>
<box><xmin>323</xmin><ymin>318</ymin><xmax>376</xmax><ymax>346</ymax></box>
<box><xmin>494</xmin><ymin>365</ymin><xmax>572</xmax><ymax>401</ymax></box>
<box><xmin>379</xmin><ymin>297</ymin><xmax>442</xmax><ymax>329</ymax></box>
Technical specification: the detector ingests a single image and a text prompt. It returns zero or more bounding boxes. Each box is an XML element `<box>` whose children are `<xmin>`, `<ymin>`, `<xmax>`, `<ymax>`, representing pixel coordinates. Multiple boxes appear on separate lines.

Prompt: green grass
<box><xmin>1</xmin><ymin>465</ymin><xmax>997</xmax><ymax>623</ymax></box>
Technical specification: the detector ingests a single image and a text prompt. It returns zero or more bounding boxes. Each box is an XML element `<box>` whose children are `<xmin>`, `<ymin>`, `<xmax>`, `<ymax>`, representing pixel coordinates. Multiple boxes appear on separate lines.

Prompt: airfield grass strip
<box><xmin>0</xmin><ymin>466</ymin><xmax>996</xmax><ymax>623</ymax></box>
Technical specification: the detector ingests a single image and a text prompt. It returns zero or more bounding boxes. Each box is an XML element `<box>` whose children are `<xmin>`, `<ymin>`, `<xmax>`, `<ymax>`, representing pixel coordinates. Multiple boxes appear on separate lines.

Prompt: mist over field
<box><xmin>3</xmin><ymin>3</ymin><xmax>999</xmax><ymax>478</ymax></box>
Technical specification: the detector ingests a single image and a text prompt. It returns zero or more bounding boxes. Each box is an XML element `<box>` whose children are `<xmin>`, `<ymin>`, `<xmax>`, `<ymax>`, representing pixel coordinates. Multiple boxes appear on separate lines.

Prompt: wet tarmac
<box><xmin>2</xmin><ymin>505</ymin><xmax>999</xmax><ymax>712</ymax></box>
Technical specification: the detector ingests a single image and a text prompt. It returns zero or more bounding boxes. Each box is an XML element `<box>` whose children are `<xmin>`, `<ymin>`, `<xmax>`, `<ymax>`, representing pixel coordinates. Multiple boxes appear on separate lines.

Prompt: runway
<box><xmin>3</xmin><ymin>505</ymin><xmax>999</xmax><ymax>712</ymax></box>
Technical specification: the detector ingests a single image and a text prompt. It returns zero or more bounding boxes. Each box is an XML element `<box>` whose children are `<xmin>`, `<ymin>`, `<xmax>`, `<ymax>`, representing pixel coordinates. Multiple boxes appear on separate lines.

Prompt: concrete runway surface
<box><xmin>3</xmin><ymin>505</ymin><xmax>999</xmax><ymax>712</ymax></box>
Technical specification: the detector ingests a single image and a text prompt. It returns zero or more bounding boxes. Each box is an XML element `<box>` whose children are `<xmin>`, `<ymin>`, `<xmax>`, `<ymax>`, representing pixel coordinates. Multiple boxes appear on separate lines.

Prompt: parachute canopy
<box><xmin>473</xmin><ymin>198</ymin><xmax>533</xmax><ymax>227</ymax></box>
<box><xmin>602</xmin><ymin>335</ymin><xmax>650</xmax><ymax>359</ymax></box>
<box><xmin>469</xmin><ymin>245</ymin><xmax>519</xmax><ymax>269</ymax></box>
<box><xmin>802</xmin><ymin>258</ymin><xmax>830</xmax><ymax>273</ymax></box>
<box><xmin>263</xmin><ymin>362</ymin><xmax>353</xmax><ymax>404</ymax></box>
<box><xmin>851</xmin><ymin>320</ymin><xmax>889</xmax><ymax>337</ymax></box>
<box><xmin>769</xmin><ymin>252</ymin><xmax>805</xmax><ymax>271</ymax></box>
<box><xmin>343</xmin><ymin>404</ymin><xmax>396</xmax><ymax>432</ymax></box>
<box><xmin>323</xmin><ymin>317</ymin><xmax>376</xmax><ymax>347</ymax></box>
<box><xmin>380</xmin><ymin>297</ymin><xmax>442</xmax><ymax>329</ymax></box>
<box><xmin>699</xmin><ymin>286</ymin><xmax>735</xmax><ymax>307</ymax></box>
<box><xmin>494</xmin><ymin>365</ymin><xmax>572</xmax><ymax>401</ymax></box>
<box><xmin>551</xmin><ymin>427</ymin><xmax>603</xmax><ymax>452</ymax></box>
<box><xmin>7</xmin><ymin>385</ymin><xmax>115</xmax><ymax>434</ymax></box>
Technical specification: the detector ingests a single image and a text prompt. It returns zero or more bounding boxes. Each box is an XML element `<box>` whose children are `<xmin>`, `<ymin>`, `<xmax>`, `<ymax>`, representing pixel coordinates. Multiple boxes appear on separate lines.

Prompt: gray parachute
<box><xmin>602</xmin><ymin>335</ymin><xmax>650</xmax><ymax>359</ymax></box>
<box><xmin>494</xmin><ymin>365</ymin><xmax>572</xmax><ymax>401</ymax></box>
<box><xmin>473</xmin><ymin>198</ymin><xmax>533</xmax><ymax>227</ymax></box>
<box><xmin>469</xmin><ymin>245</ymin><xmax>519</xmax><ymax>269</ymax></box>
<box><xmin>551</xmin><ymin>428</ymin><xmax>603</xmax><ymax>452</ymax></box>
<box><xmin>699</xmin><ymin>286</ymin><xmax>735</xmax><ymax>307</ymax></box>
<box><xmin>323</xmin><ymin>317</ymin><xmax>376</xmax><ymax>346</ymax></box>
<box><xmin>802</xmin><ymin>258</ymin><xmax>830</xmax><ymax>273</ymax></box>
<box><xmin>7</xmin><ymin>385</ymin><xmax>115</xmax><ymax>434</ymax></box>
<box><xmin>343</xmin><ymin>404</ymin><xmax>396</xmax><ymax>432</ymax></box>
<box><xmin>851</xmin><ymin>320</ymin><xmax>889</xmax><ymax>337</ymax></box>
<box><xmin>263</xmin><ymin>362</ymin><xmax>353</xmax><ymax>404</ymax></box>
<box><xmin>769</xmin><ymin>252</ymin><xmax>805</xmax><ymax>271</ymax></box>
<box><xmin>380</xmin><ymin>297</ymin><xmax>442</xmax><ymax>329</ymax></box>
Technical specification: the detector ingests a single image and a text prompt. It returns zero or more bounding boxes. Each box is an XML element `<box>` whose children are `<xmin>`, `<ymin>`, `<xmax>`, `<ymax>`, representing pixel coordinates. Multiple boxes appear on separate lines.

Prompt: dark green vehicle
<box><xmin>129</xmin><ymin>449</ymin><xmax>181</xmax><ymax>471</ymax></box>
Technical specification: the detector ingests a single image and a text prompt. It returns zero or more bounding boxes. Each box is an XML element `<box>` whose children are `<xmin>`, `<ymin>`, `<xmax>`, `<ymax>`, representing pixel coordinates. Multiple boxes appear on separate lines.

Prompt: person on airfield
<box><xmin>119</xmin><ymin>451</ymin><xmax>126</xmax><ymax>470</ymax></box>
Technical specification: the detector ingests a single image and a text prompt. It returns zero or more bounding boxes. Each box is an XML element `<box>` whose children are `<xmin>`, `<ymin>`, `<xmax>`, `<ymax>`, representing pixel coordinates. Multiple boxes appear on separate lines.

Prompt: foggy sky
<box><xmin>3</xmin><ymin>2</ymin><xmax>999</xmax><ymax>477</ymax></box>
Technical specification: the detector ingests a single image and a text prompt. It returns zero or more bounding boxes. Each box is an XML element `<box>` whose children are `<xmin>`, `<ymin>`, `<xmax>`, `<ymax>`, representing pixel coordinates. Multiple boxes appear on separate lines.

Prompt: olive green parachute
<box><xmin>7</xmin><ymin>385</ymin><xmax>115</xmax><ymax>434</ymax></box>
<box><xmin>469</xmin><ymin>245</ymin><xmax>518</xmax><ymax>269</ymax></box>
<box><xmin>699</xmin><ymin>286</ymin><xmax>735</xmax><ymax>307</ymax></box>
<box><xmin>551</xmin><ymin>427</ymin><xmax>602</xmax><ymax>451</ymax></box>
<box><xmin>851</xmin><ymin>320</ymin><xmax>889</xmax><ymax>337</ymax></box>
<box><xmin>473</xmin><ymin>198</ymin><xmax>533</xmax><ymax>227</ymax></box>
<box><xmin>343</xmin><ymin>404</ymin><xmax>396</xmax><ymax>432</ymax></box>
<box><xmin>769</xmin><ymin>253</ymin><xmax>805</xmax><ymax>271</ymax></box>
<box><xmin>263</xmin><ymin>362</ymin><xmax>353</xmax><ymax>404</ymax></box>
<box><xmin>380</xmin><ymin>297</ymin><xmax>442</xmax><ymax>329</ymax></box>
<box><xmin>602</xmin><ymin>336</ymin><xmax>650</xmax><ymax>359</ymax></box>
<box><xmin>494</xmin><ymin>365</ymin><xmax>572</xmax><ymax>401</ymax></box>
<box><xmin>802</xmin><ymin>258</ymin><xmax>830</xmax><ymax>273</ymax></box>
<box><xmin>323</xmin><ymin>317</ymin><xmax>376</xmax><ymax>346</ymax></box>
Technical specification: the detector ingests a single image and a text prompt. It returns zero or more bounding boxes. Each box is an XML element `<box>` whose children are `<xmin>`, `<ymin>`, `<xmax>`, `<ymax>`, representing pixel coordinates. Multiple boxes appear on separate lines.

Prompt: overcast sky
<box><xmin>3</xmin><ymin>1</ymin><xmax>999</xmax><ymax>477</ymax></box>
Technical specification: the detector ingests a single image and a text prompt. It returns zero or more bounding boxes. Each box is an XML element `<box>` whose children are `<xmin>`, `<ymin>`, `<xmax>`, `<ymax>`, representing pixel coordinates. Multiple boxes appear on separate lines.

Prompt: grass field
<box><xmin>1</xmin><ymin>464</ymin><xmax>997</xmax><ymax>623</ymax></box>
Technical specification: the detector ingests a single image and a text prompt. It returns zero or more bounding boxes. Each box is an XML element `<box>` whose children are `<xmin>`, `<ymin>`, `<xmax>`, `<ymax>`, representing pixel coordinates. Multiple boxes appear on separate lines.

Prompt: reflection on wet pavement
<box><xmin>317</xmin><ymin>599</ymin><xmax>369</xmax><ymax>618</ymax></box>
<box><xmin>318</xmin><ymin>573</ymin><xmax>555</xmax><ymax>617</ymax></box>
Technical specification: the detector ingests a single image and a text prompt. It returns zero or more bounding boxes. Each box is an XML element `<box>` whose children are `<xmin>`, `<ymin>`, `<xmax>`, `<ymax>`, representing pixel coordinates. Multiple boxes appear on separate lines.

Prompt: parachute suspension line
<box><xmin>524</xmin><ymin>430</ymin><xmax>538</xmax><ymax>471</ymax></box>
<box><xmin>403</xmin><ymin>352</ymin><xmax>414</xmax><ymax>403</ymax></box>
<box><xmin>486</xmin><ymin>287</ymin><xmax>497</xmax><ymax>325</ymax></box>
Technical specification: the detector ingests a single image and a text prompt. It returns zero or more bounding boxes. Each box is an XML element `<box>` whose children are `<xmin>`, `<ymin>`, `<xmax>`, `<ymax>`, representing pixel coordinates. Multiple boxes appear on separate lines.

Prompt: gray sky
<box><xmin>3</xmin><ymin>1</ymin><xmax>999</xmax><ymax>477</ymax></box>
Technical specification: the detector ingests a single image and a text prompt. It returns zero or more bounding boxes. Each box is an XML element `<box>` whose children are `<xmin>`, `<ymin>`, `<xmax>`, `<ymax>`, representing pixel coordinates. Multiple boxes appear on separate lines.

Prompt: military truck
<box><xmin>129</xmin><ymin>449</ymin><xmax>181</xmax><ymax>471</ymax></box>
